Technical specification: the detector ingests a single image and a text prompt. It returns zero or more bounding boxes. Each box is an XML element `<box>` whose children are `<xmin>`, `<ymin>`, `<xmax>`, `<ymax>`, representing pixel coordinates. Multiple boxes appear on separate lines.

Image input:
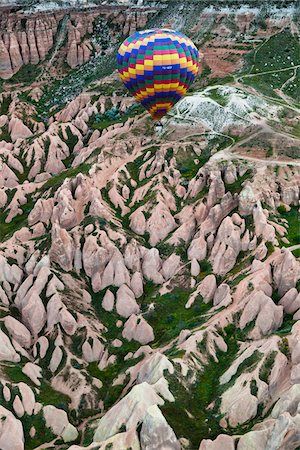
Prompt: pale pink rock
<box><xmin>239</xmin><ymin>184</ymin><xmax>256</xmax><ymax>216</ymax></box>
<box><xmin>3</xmin><ymin>385</ymin><xmax>10</xmax><ymax>402</ymax></box>
<box><xmin>18</xmin><ymin>383</ymin><xmax>35</xmax><ymax>416</ymax></box>
<box><xmin>142</xmin><ymin>249</ymin><xmax>164</xmax><ymax>284</ymax></box>
<box><xmin>0</xmin><ymin>406</ymin><xmax>24</xmax><ymax>450</ymax></box>
<box><xmin>112</xmin><ymin>339</ymin><xmax>122</xmax><ymax>348</ymax></box>
<box><xmin>213</xmin><ymin>283</ymin><xmax>232</xmax><ymax>307</ymax></box>
<box><xmin>167</xmin><ymin>218</ymin><xmax>195</xmax><ymax>245</ymax></box>
<box><xmin>9</xmin><ymin>117</ymin><xmax>32</xmax><ymax>142</ymax></box>
<box><xmin>67</xmin><ymin>40</ymin><xmax>79</xmax><ymax>68</ymax></box>
<box><xmin>210</xmin><ymin>216</ymin><xmax>242</xmax><ymax>275</ymax></box>
<box><xmin>199</xmin><ymin>275</ymin><xmax>217</xmax><ymax>303</ymax></box>
<box><xmin>199</xmin><ymin>434</ymin><xmax>235</xmax><ymax>450</ymax></box>
<box><xmin>253</xmin><ymin>202</ymin><xmax>275</xmax><ymax>242</ymax></box>
<box><xmin>94</xmin><ymin>382</ymin><xmax>164</xmax><ymax>442</ymax></box>
<box><xmin>272</xmin><ymin>384</ymin><xmax>300</xmax><ymax>418</ymax></box>
<box><xmin>49</xmin><ymin>346</ymin><xmax>63</xmax><ymax>373</ymax></box>
<box><xmin>191</xmin><ymin>258</ymin><xmax>200</xmax><ymax>277</ymax></box>
<box><xmin>188</xmin><ymin>236</ymin><xmax>207</xmax><ymax>261</ymax></box>
<box><xmin>0</xmin><ymin>285</ymin><xmax>9</xmax><ymax>306</ymax></box>
<box><xmin>0</xmin><ymin>39</ymin><xmax>13</xmax><ymax>79</ymax></box>
<box><xmin>82</xmin><ymin>337</ymin><xmax>104</xmax><ymax>363</ymax></box>
<box><xmin>224</xmin><ymin>163</ymin><xmax>237</xmax><ymax>184</ymax></box>
<box><xmin>0</xmin><ymin>329</ymin><xmax>20</xmax><ymax>362</ymax></box>
<box><xmin>136</xmin><ymin>352</ymin><xmax>174</xmax><ymax>386</ymax></box>
<box><xmin>22</xmin><ymin>363</ymin><xmax>42</xmax><ymax>386</ymax></box>
<box><xmin>0</xmin><ymin>188</ymin><xmax>7</xmax><ymax>208</ymax></box>
<box><xmin>35</xmin><ymin>336</ymin><xmax>49</xmax><ymax>359</ymax></box>
<box><xmin>28</xmin><ymin>198</ymin><xmax>54</xmax><ymax>225</ymax></box>
<box><xmin>241</xmin><ymin>229</ymin><xmax>250</xmax><ymax>251</ymax></box>
<box><xmin>130</xmin><ymin>209</ymin><xmax>147</xmax><ymax>235</ymax></box>
<box><xmin>22</xmin><ymin>291</ymin><xmax>46</xmax><ymax>336</ymax></box>
<box><xmin>116</xmin><ymin>284</ymin><xmax>140</xmax><ymax>318</ymax></box>
<box><xmin>82</xmin><ymin>235</ymin><xmax>110</xmax><ymax>291</ymax></box>
<box><xmin>178</xmin><ymin>329</ymin><xmax>192</xmax><ymax>345</ymax></box>
<box><xmin>60</xmin><ymin>308</ymin><xmax>77</xmax><ymax>335</ymax></box>
<box><xmin>0</xmin><ymin>162</ymin><xmax>19</xmax><ymax>187</ymax></box>
<box><xmin>43</xmin><ymin>405</ymin><xmax>78</xmax><ymax>441</ymax></box>
<box><xmin>0</xmin><ymin>114</ymin><xmax>8</xmax><ymax>128</ymax></box>
<box><xmin>130</xmin><ymin>271</ymin><xmax>144</xmax><ymax>298</ymax></box>
<box><xmin>124</xmin><ymin>240</ymin><xmax>142</xmax><ymax>272</ymax></box>
<box><xmin>140</xmin><ymin>405</ymin><xmax>180</xmax><ymax>450</ymax></box>
<box><xmin>122</xmin><ymin>314</ymin><xmax>154</xmax><ymax>345</ymax></box>
<box><xmin>273</xmin><ymin>250</ymin><xmax>300</xmax><ymax>296</ymax></box>
<box><xmin>240</xmin><ymin>290</ymin><xmax>283</xmax><ymax>338</ymax></box>
<box><xmin>161</xmin><ymin>254</ymin><xmax>181</xmax><ymax>280</ymax></box>
<box><xmin>291</xmin><ymin>364</ymin><xmax>300</xmax><ymax>384</ymax></box>
<box><xmin>147</xmin><ymin>203</ymin><xmax>177</xmax><ymax>246</ymax></box>
<box><xmin>50</xmin><ymin>224</ymin><xmax>74</xmax><ymax>272</ymax></box>
<box><xmin>221</xmin><ymin>376</ymin><xmax>258</xmax><ymax>427</ymax></box>
<box><xmin>9</xmin><ymin>33</ymin><xmax>23</xmax><ymax>72</ymax></box>
<box><xmin>13</xmin><ymin>396</ymin><xmax>24</xmax><ymax>418</ymax></box>
<box><xmin>279</xmin><ymin>288</ymin><xmax>298</xmax><ymax>312</ymax></box>
<box><xmin>102</xmin><ymin>289</ymin><xmax>115</xmax><ymax>312</ymax></box>
<box><xmin>101</xmin><ymin>250</ymin><xmax>130</xmax><ymax>289</ymax></box>
<box><xmin>4</xmin><ymin>316</ymin><xmax>31</xmax><ymax>348</ymax></box>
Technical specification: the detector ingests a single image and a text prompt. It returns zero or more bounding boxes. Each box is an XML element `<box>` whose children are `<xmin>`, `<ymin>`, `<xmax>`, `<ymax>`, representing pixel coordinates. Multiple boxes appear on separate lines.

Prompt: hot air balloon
<box><xmin>117</xmin><ymin>29</ymin><xmax>199</xmax><ymax>121</ymax></box>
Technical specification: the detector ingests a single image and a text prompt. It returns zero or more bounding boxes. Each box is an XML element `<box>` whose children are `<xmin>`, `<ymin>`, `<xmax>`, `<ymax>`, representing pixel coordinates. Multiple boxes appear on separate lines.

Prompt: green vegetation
<box><xmin>40</xmin><ymin>163</ymin><xmax>91</xmax><ymax>194</ymax></box>
<box><xmin>0</xmin><ymin>125</ymin><xmax>12</xmax><ymax>142</ymax></box>
<box><xmin>59</xmin><ymin>126</ymin><xmax>79</xmax><ymax>153</ymax></box>
<box><xmin>225</xmin><ymin>169</ymin><xmax>252</xmax><ymax>194</ymax></box>
<box><xmin>278</xmin><ymin>206</ymin><xmax>300</xmax><ymax>246</ymax></box>
<box><xmin>23</xmin><ymin>413</ymin><xmax>57</xmax><ymax>450</ymax></box>
<box><xmin>0</xmin><ymin>192</ymin><xmax>34</xmax><ymax>242</ymax></box>
<box><xmin>88</xmin><ymin>104</ymin><xmax>144</xmax><ymax>131</ymax></box>
<box><xmin>207</xmin><ymin>88</ymin><xmax>228</xmax><ymax>106</ymax></box>
<box><xmin>259</xmin><ymin>351</ymin><xmax>277</xmax><ymax>383</ymax></box>
<box><xmin>3</xmin><ymin>364</ymin><xmax>34</xmax><ymax>385</ymax></box>
<box><xmin>0</xmin><ymin>95</ymin><xmax>11</xmax><ymax>115</ymax></box>
<box><xmin>276</xmin><ymin>314</ymin><xmax>296</xmax><ymax>336</ymax></box>
<box><xmin>240</xmin><ymin>30</ymin><xmax>300</xmax><ymax>101</ymax></box>
<box><xmin>142</xmin><ymin>286</ymin><xmax>211</xmax><ymax>347</ymax></box>
<box><xmin>9</xmin><ymin>64</ymin><xmax>41</xmax><ymax>85</ymax></box>
<box><xmin>86</xmin><ymin>362</ymin><xmax>129</xmax><ymax>410</ymax></box>
<box><xmin>37</xmin><ymin>382</ymin><xmax>71</xmax><ymax>412</ymax></box>
<box><xmin>162</xmin><ymin>324</ymin><xmax>262</xmax><ymax>447</ymax></box>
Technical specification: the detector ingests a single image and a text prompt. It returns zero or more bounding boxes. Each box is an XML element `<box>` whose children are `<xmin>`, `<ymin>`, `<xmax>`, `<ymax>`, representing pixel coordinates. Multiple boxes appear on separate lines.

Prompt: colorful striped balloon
<box><xmin>117</xmin><ymin>29</ymin><xmax>199</xmax><ymax>121</ymax></box>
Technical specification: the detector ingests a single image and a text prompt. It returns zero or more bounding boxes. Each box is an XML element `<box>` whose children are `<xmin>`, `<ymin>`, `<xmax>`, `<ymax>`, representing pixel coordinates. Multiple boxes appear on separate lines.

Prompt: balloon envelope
<box><xmin>117</xmin><ymin>29</ymin><xmax>199</xmax><ymax>121</ymax></box>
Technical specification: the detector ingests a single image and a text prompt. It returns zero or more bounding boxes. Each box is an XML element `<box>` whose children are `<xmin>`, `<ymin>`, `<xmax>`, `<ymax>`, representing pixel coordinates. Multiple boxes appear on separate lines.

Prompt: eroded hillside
<box><xmin>0</xmin><ymin>2</ymin><xmax>300</xmax><ymax>450</ymax></box>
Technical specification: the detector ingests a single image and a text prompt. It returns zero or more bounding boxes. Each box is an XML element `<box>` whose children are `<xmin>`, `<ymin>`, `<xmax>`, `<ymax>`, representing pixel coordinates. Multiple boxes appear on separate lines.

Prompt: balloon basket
<box><xmin>155</xmin><ymin>121</ymin><xmax>163</xmax><ymax>134</ymax></box>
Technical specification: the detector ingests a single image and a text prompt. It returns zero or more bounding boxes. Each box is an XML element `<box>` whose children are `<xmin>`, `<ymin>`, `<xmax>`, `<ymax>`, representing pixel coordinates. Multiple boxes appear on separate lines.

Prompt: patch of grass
<box><xmin>142</xmin><ymin>286</ymin><xmax>211</xmax><ymax>347</ymax></box>
<box><xmin>9</xmin><ymin>64</ymin><xmax>41</xmax><ymax>85</ymax></box>
<box><xmin>22</xmin><ymin>411</ymin><xmax>57</xmax><ymax>450</ymax></box>
<box><xmin>240</xmin><ymin>30</ymin><xmax>300</xmax><ymax>100</ymax></box>
<box><xmin>3</xmin><ymin>364</ymin><xmax>34</xmax><ymax>385</ymax></box>
<box><xmin>37</xmin><ymin>382</ymin><xmax>71</xmax><ymax>411</ymax></box>
<box><xmin>161</xmin><ymin>324</ymin><xmax>242</xmax><ymax>447</ymax></box>
<box><xmin>276</xmin><ymin>314</ymin><xmax>296</xmax><ymax>336</ymax></box>
<box><xmin>0</xmin><ymin>125</ymin><xmax>12</xmax><ymax>142</ymax></box>
<box><xmin>225</xmin><ymin>169</ymin><xmax>252</xmax><ymax>194</ymax></box>
<box><xmin>279</xmin><ymin>206</ymin><xmax>300</xmax><ymax>246</ymax></box>
<box><xmin>259</xmin><ymin>351</ymin><xmax>277</xmax><ymax>383</ymax></box>
<box><xmin>88</xmin><ymin>104</ymin><xmax>144</xmax><ymax>131</ymax></box>
<box><xmin>0</xmin><ymin>193</ymin><xmax>34</xmax><ymax>241</ymax></box>
<box><xmin>40</xmin><ymin>162</ymin><xmax>91</xmax><ymax>193</ymax></box>
<box><xmin>0</xmin><ymin>95</ymin><xmax>11</xmax><ymax>115</ymax></box>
